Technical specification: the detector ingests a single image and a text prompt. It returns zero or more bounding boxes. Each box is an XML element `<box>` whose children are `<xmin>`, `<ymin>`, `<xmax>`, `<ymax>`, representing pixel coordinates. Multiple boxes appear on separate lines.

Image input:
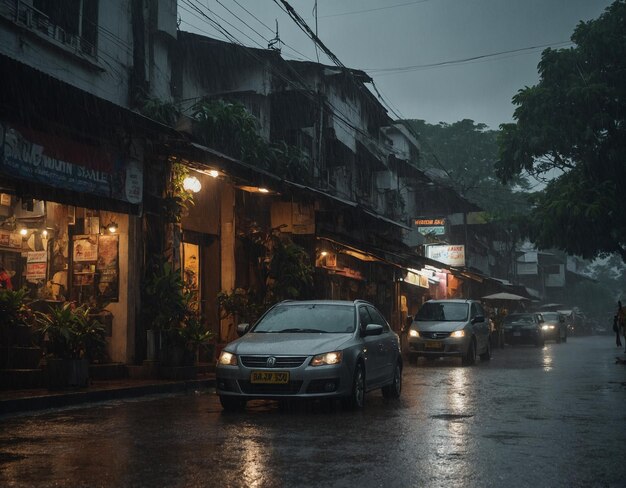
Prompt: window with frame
<box><xmin>33</xmin><ymin>0</ymin><xmax>98</xmax><ymax>54</ymax></box>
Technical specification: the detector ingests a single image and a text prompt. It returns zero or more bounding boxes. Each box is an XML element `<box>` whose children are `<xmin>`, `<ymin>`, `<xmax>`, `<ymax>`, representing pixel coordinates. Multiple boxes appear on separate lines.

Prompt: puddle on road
<box><xmin>430</xmin><ymin>413</ymin><xmax>474</xmax><ymax>421</ymax></box>
<box><xmin>482</xmin><ymin>431</ymin><xmax>532</xmax><ymax>444</ymax></box>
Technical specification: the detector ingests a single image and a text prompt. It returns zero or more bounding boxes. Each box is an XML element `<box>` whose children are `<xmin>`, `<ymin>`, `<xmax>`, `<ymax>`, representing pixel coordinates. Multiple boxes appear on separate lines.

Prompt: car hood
<box><xmin>411</xmin><ymin>320</ymin><xmax>466</xmax><ymax>332</ymax></box>
<box><xmin>225</xmin><ymin>333</ymin><xmax>353</xmax><ymax>356</ymax></box>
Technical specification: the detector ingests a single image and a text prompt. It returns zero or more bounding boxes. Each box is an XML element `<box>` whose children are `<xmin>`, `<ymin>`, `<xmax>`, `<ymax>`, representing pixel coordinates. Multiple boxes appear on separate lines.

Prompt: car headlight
<box><xmin>409</xmin><ymin>329</ymin><xmax>420</xmax><ymax>338</ymax></box>
<box><xmin>217</xmin><ymin>351</ymin><xmax>237</xmax><ymax>366</ymax></box>
<box><xmin>310</xmin><ymin>351</ymin><xmax>343</xmax><ymax>366</ymax></box>
<box><xmin>451</xmin><ymin>330</ymin><xmax>465</xmax><ymax>338</ymax></box>
<box><xmin>541</xmin><ymin>325</ymin><xmax>555</xmax><ymax>330</ymax></box>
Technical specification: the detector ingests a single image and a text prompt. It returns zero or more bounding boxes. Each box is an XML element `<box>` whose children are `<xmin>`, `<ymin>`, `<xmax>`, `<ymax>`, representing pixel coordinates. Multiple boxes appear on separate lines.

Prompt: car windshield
<box><xmin>252</xmin><ymin>304</ymin><xmax>356</xmax><ymax>333</ymax></box>
<box><xmin>542</xmin><ymin>312</ymin><xmax>559</xmax><ymax>322</ymax></box>
<box><xmin>416</xmin><ymin>302</ymin><xmax>468</xmax><ymax>322</ymax></box>
<box><xmin>503</xmin><ymin>314</ymin><xmax>534</xmax><ymax>324</ymax></box>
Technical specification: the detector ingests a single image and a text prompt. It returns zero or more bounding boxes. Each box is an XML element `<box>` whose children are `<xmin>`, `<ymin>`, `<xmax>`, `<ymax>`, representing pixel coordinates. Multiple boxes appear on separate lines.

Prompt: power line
<box><xmin>366</xmin><ymin>41</ymin><xmax>573</xmax><ymax>75</ymax></box>
<box><xmin>320</xmin><ymin>0</ymin><xmax>435</xmax><ymax>19</ymax></box>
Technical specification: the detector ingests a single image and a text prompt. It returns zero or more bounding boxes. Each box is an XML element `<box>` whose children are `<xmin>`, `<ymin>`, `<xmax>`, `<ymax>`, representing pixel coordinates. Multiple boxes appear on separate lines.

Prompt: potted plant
<box><xmin>178</xmin><ymin>310</ymin><xmax>216</xmax><ymax>365</ymax></box>
<box><xmin>0</xmin><ymin>288</ymin><xmax>39</xmax><ymax>369</ymax></box>
<box><xmin>142</xmin><ymin>259</ymin><xmax>188</xmax><ymax>362</ymax></box>
<box><xmin>35</xmin><ymin>302</ymin><xmax>107</xmax><ymax>389</ymax></box>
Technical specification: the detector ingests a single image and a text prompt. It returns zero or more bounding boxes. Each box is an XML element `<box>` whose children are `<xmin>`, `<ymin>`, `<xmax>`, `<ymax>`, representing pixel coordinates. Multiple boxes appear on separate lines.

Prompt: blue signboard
<box><xmin>0</xmin><ymin>123</ymin><xmax>142</xmax><ymax>204</ymax></box>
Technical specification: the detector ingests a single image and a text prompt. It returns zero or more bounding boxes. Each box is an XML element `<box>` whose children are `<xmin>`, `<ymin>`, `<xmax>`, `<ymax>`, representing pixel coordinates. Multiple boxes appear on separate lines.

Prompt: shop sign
<box><xmin>26</xmin><ymin>250</ymin><xmax>47</xmax><ymax>282</ymax></box>
<box><xmin>0</xmin><ymin>231</ymin><xmax>22</xmax><ymax>248</ymax></box>
<box><xmin>0</xmin><ymin>123</ymin><xmax>143</xmax><ymax>204</ymax></box>
<box><xmin>414</xmin><ymin>217</ymin><xmax>446</xmax><ymax>236</ymax></box>
<box><xmin>425</xmin><ymin>244</ymin><xmax>465</xmax><ymax>267</ymax></box>
<box><xmin>0</xmin><ymin>193</ymin><xmax>10</xmax><ymax>206</ymax></box>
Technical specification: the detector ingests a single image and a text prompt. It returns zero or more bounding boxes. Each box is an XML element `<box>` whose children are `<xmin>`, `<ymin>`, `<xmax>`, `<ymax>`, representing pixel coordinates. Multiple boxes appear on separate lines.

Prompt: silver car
<box><xmin>407</xmin><ymin>299</ymin><xmax>491</xmax><ymax>366</ymax></box>
<box><xmin>216</xmin><ymin>300</ymin><xmax>402</xmax><ymax>411</ymax></box>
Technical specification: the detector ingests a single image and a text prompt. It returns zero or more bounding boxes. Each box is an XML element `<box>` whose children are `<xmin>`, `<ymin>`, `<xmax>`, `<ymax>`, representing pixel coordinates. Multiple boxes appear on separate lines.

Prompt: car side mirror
<box><xmin>364</xmin><ymin>324</ymin><xmax>384</xmax><ymax>336</ymax></box>
<box><xmin>472</xmin><ymin>315</ymin><xmax>485</xmax><ymax>324</ymax></box>
<box><xmin>236</xmin><ymin>323</ymin><xmax>250</xmax><ymax>336</ymax></box>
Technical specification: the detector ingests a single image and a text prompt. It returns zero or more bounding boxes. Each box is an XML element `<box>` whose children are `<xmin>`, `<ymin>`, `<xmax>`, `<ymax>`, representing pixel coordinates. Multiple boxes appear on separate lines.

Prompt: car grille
<box><xmin>240</xmin><ymin>356</ymin><xmax>307</xmax><ymax>368</ymax></box>
<box><xmin>420</xmin><ymin>331</ymin><xmax>451</xmax><ymax>340</ymax></box>
<box><xmin>239</xmin><ymin>380</ymin><xmax>304</xmax><ymax>395</ymax></box>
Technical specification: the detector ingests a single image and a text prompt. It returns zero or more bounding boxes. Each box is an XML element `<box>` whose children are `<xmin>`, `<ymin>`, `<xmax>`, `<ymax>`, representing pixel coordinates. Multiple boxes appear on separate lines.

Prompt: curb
<box><xmin>0</xmin><ymin>378</ymin><xmax>216</xmax><ymax>417</ymax></box>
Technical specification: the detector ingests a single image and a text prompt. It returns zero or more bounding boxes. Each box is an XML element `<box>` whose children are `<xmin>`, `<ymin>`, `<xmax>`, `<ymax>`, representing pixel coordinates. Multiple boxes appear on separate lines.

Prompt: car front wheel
<box><xmin>382</xmin><ymin>361</ymin><xmax>402</xmax><ymax>399</ymax></box>
<box><xmin>343</xmin><ymin>362</ymin><xmax>365</xmax><ymax>410</ymax></box>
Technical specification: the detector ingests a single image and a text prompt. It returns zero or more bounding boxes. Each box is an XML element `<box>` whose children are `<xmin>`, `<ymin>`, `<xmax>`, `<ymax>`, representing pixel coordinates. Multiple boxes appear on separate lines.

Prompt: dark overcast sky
<box><xmin>180</xmin><ymin>0</ymin><xmax>614</xmax><ymax>129</ymax></box>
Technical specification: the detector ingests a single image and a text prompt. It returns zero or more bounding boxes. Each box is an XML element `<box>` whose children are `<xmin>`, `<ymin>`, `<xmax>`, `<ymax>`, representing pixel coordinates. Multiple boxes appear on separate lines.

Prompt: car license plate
<box><xmin>513</xmin><ymin>331</ymin><xmax>521</xmax><ymax>337</ymax></box>
<box><xmin>425</xmin><ymin>341</ymin><xmax>443</xmax><ymax>349</ymax></box>
<box><xmin>250</xmin><ymin>371</ymin><xmax>289</xmax><ymax>384</ymax></box>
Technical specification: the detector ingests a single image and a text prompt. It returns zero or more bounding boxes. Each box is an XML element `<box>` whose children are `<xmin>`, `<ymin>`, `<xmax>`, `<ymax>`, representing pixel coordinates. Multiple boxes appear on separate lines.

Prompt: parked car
<box><xmin>407</xmin><ymin>299</ymin><xmax>491</xmax><ymax>366</ymax></box>
<box><xmin>215</xmin><ymin>300</ymin><xmax>402</xmax><ymax>411</ymax></box>
<box><xmin>502</xmin><ymin>312</ymin><xmax>545</xmax><ymax>347</ymax></box>
<box><xmin>540</xmin><ymin>312</ymin><xmax>567</xmax><ymax>343</ymax></box>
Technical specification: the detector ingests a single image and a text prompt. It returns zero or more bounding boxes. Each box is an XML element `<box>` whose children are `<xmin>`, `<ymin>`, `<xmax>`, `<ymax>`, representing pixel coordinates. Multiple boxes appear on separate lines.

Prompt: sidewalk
<box><xmin>0</xmin><ymin>372</ymin><xmax>217</xmax><ymax>417</ymax></box>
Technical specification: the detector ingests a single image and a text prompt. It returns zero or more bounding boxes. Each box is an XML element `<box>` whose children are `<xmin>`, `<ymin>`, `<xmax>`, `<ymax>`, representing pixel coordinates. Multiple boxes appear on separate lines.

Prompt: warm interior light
<box><xmin>258</xmin><ymin>187</ymin><xmax>269</xmax><ymax>193</ymax></box>
<box><xmin>208</xmin><ymin>169</ymin><xmax>219</xmax><ymax>178</ymax></box>
<box><xmin>107</xmin><ymin>222</ymin><xmax>118</xmax><ymax>233</ymax></box>
<box><xmin>19</xmin><ymin>228</ymin><xmax>28</xmax><ymax>236</ymax></box>
<box><xmin>320</xmin><ymin>251</ymin><xmax>328</xmax><ymax>257</ymax></box>
<box><xmin>183</xmin><ymin>175</ymin><xmax>202</xmax><ymax>193</ymax></box>
<box><xmin>42</xmin><ymin>229</ymin><xmax>48</xmax><ymax>237</ymax></box>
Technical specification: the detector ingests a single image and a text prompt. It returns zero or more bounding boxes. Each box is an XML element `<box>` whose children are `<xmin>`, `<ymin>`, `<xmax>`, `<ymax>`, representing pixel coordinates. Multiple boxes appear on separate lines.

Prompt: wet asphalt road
<box><xmin>1</xmin><ymin>335</ymin><xmax>625</xmax><ymax>488</ymax></box>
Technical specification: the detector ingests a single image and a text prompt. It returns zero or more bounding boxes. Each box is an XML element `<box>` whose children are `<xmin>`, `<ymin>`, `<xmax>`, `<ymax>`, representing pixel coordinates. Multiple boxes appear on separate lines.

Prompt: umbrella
<box><xmin>481</xmin><ymin>292</ymin><xmax>530</xmax><ymax>301</ymax></box>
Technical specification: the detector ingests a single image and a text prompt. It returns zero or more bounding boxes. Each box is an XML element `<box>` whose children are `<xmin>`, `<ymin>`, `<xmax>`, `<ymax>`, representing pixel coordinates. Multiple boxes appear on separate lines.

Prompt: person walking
<box><xmin>614</xmin><ymin>314</ymin><xmax>622</xmax><ymax>347</ymax></box>
<box><xmin>618</xmin><ymin>301</ymin><xmax>626</xmax><ymax>353</ymax></box>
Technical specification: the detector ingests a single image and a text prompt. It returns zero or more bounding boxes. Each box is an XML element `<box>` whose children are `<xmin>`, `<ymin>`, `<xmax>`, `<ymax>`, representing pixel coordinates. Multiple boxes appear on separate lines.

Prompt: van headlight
<box><xmin>451</xmin><ymin>330</ymin><xmax>465</xmax><ymax>338</ymax></box>
<box><xmin>409</xmin><ymin>329</ymin><xmax>420</xmax><ymax>338</ymax></box>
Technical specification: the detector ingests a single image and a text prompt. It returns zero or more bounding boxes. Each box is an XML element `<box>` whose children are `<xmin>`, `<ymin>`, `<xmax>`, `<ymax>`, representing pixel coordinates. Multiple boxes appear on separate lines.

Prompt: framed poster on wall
<box><xmin>96</xmin><ymin>234</ymin><xmax>119</xmax><ymax>302</ymax></box>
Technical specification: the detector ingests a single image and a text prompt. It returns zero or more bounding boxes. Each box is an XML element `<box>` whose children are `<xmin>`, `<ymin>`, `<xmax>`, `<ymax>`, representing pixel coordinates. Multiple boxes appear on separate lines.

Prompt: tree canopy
<box><xmin>403</xmin><ymin>118</ymin><xmax>531</xmax><ymax>218</ymax></box>
<box><xmin>496</xmin><ymin>0</ymin><xmax>626</xmax><ymax>261</ymax></box>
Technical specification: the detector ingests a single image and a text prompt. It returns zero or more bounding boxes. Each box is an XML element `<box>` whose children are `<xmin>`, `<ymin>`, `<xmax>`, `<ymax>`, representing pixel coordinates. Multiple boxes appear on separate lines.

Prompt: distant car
<box><xmin>407</xmin><ymin>299</ymin><xmax>491</xmax><ymax>366</ymax></box>
<box><xmin>502</xmin><ymin>313</ymin><xmax>545</xmax><ymax>347</ymax></box>
<box><xmin>540</xmin><ymin>312</ymin><xmax>567</xmax><ymax>343</ymax></box>
<box><xmin>215</xmin><ymin>300</ymin><xmax>402</xmax><ymax>411</ymax></box>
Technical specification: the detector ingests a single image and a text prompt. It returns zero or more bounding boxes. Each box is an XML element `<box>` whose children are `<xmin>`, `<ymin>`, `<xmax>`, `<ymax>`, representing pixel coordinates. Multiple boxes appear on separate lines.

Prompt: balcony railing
<box><xmin>0</xmin><ymin>0</ymin><xmax>97</xmax><ymax>58</ymax></box>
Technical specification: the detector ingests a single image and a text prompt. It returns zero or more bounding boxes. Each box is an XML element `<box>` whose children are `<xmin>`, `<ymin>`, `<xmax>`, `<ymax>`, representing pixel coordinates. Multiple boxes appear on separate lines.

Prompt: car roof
<box><xmin>425</xmin><ymin>299</ymin><xmax>474</xmax><ymax>304</ymax></box>
<box><xmin>276</xmin><ymin>299</ymin><xmax>373</xmax><ymax>307</ymax></box>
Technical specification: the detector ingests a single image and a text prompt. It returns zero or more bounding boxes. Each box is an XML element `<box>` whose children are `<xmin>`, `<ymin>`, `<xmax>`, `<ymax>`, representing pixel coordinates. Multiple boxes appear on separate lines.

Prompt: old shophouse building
<box><xmin>1</xmin><ymin>1</ymin><xmax>517</xmax><ymax>387</ymax></box>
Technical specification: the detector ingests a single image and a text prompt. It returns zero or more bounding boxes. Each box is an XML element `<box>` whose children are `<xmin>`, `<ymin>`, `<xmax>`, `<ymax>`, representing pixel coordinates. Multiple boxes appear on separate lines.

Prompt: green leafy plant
<box><xmin>162</xmin><ymin>162</ymin><xmax>196</xmax><ymax>223</ymax></box>
<box><xmin>217</xmin><ymin>288</ymin><xmax>267</xmax><ymax>326</ymax></box>
<box><xmin>177</xmin><ymin>312</ymin><xmax>215</xmax><ymax>350</ymax></box>
<box><xmin>35</xmin><ymin>303</ymin><xmax>107</xmax><ymax>362</ymax></box>
<box><xmin>138</xmin><ymin>93</ymin><xmax>180</xmax><ymax>127</ymax></box>
<box><xmin>142</xmin><ymin>259</ymin><xmax>189</xmax><ymax>333</ymax></box>
<box><xmin>191</xmin><ymin>98</ymin><xmax>312</xmax><ymax>184</ymax></box>
<box><xmin>218</xmin><ymin>228</ymin><xmax>314</xmax><ymax>326</ymax></box>
<box><xmin>0</xmin><ymin>288</ymin><xmax>32</xmax><ymax>328</ymax></box>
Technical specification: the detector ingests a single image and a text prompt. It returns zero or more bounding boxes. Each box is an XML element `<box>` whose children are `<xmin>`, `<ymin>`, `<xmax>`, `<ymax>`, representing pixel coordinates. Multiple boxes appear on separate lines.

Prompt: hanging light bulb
<box><xmin>208</xmin><ymin>169</ymin><xmax>219</xmax><ymax>178</ymax></box>
<box><xmin>107</xmin><ymin>222</ymin><xmax>118</xmax><ymax>233</ymax></box>
<box><xmin>183</xmin><ymin>175</ymin><xmax>202</xmax><ymax>193</ymax></box>
<box><xmin>19</xmin><ymin>228</ymin><xmax>28</xmax><ymax>236</ymax></box>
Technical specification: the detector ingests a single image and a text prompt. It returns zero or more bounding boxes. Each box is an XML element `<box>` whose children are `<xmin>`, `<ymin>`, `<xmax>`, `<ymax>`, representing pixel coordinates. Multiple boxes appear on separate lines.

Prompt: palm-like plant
<box><xmin>35</xmin><ymin>303</ymin><xmax>107</xmax><ymax>361</ymax></box>
<box><xmin>0</xmin><ymin>288</ymin><xmax>31</xmax><ymax>328</ymax></box>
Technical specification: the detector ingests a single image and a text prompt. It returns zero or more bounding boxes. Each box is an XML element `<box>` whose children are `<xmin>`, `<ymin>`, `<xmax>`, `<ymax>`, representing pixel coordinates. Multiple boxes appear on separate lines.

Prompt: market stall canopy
<box><xmin>482</xmin><ymin>292</ymin><xmax>531</xmax><ymax>301</ymax></box>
